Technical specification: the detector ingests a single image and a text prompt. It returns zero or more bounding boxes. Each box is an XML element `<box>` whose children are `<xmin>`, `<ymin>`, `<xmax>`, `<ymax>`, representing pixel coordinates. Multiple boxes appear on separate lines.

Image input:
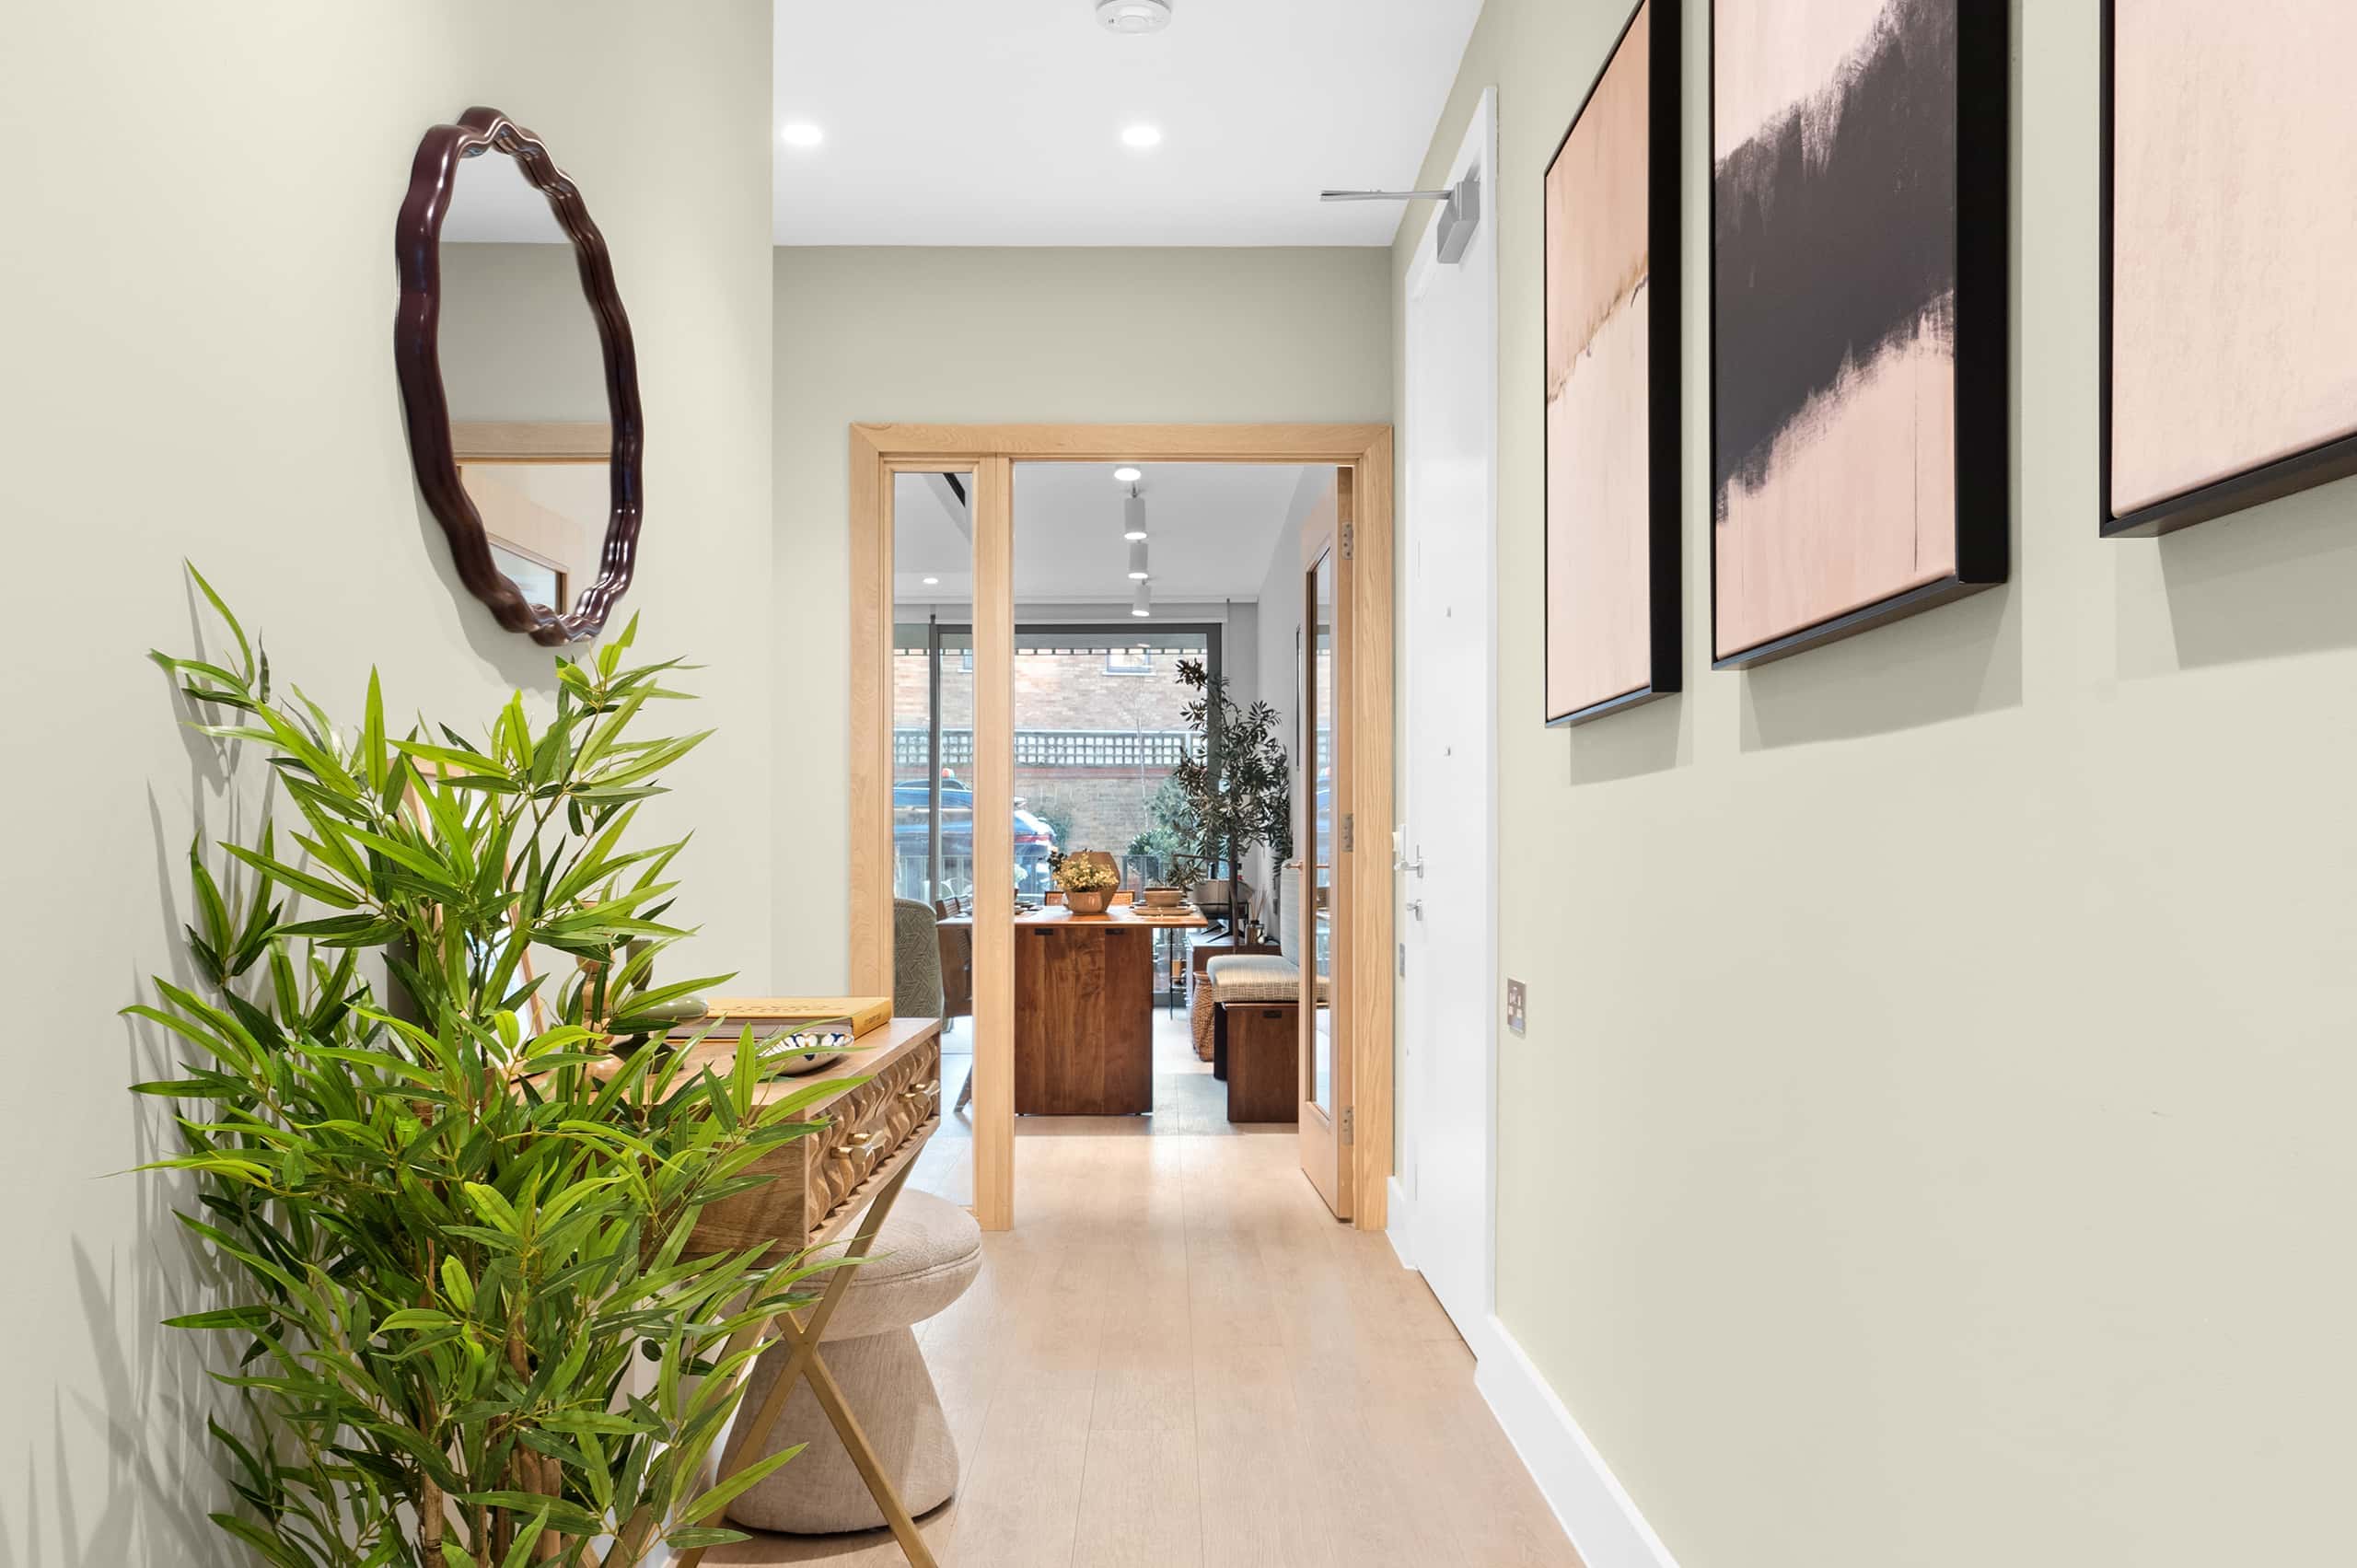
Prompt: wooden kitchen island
<box><xmin>943</xmin><ymin>901</ymin><xmax>1207</xmax><ymax>1116</ymax></box>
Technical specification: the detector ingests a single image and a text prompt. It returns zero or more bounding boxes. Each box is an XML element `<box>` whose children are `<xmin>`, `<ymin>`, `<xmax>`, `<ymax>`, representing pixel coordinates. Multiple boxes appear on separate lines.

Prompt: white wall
<box><xmin>1395</xmin><ymin>3</ymin><xmax>2357</xmax><ymax>1565</ymax></box>
<box><xmin>772</xmin><ymin>246</ymin><xmax>1392</xmax><ymax>984</ymax></box>
<box><xmin>0</xmin><ymin>6</ymin><xmax>775</xmax><ymax>1562</ymax></box>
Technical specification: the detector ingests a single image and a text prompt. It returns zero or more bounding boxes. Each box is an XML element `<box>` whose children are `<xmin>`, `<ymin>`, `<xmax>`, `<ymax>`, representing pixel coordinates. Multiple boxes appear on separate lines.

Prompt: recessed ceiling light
<box><xmin>1120</xmin><ymin>124</ymin><xmax>1163</xmax><ymax>150</ymax></box>
<box><xmin>780</xmin><ymin>122</ymin><xmax>824</xmax><ymax>148</ymax></box>
<box><xmin>1097</xmin><ymin>0</ymin><xmax>1175</xmax><ymax>34</ymax></box>
<box><xmin>921</xmin><ymin>575</ymin><xmax>940</xmax><ymax>586</ymax></box>
<box><xmin>1113</xmin><ymin>466</ymin><xmax>1143</xmax><ymax>483</ymax></box>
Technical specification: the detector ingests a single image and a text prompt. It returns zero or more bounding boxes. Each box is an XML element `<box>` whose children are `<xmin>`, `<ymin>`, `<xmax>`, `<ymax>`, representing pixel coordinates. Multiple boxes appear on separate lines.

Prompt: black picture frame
<box><xmin>2098</xmin><ymin>0</ymin><xmax>2357</xmax><ymax>539</ymax></box>
<box><xmin>1544</xmin><ymin>0</ymin><xmax>1682</xmax><ymax>727</ymax></box>
<box><xmin>1706</xmin><ymin>0</ymin><xmax>2010</xmax><ymax>670</ymax></box>
<box><xmin>394</xmin><ymin>107</ymin><xmax>645</xmax><ymax>645</ymax></box>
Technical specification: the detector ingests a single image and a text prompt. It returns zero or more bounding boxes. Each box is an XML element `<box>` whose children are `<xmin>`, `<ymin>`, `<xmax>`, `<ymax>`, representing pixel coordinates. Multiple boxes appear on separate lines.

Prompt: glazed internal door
<box><xmin>1297</xmin><ymin>490</ymin><xmax>1351</xmax><ymax>1218</ymax></box>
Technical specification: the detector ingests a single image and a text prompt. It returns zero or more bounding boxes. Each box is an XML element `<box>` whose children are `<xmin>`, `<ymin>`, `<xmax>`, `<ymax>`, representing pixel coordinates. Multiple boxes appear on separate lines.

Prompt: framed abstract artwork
<box><xmin>2102</xmin><ymin>1</ymin><xmax>2357</xmax><ymax>538</ymax></box>
<box><xmin>1710</xmin><ymin>0</ymin><xmax>2009</xmax><ymax>668</ymax></box>
<box><xmin>1545</xmin><ymin>0</ymin><xmax>1680</xmax><ymax>726</ymax></box>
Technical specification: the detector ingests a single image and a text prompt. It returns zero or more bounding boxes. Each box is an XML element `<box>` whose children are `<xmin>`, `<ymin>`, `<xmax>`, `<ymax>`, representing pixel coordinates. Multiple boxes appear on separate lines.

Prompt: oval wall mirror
<box><xmin>394</xmin><ymin>107</ymin><xmax>643</xmax><ymax>645</ymax></box>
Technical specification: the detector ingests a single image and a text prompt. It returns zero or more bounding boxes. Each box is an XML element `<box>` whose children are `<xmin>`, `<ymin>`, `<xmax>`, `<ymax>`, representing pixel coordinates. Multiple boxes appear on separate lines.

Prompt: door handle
<box><xmin>1394</xmin><ymin>849</ymin><xmax>1425</xmax><ymax>877</ymax></box>
<box><xmin>1404</xmin><ymin>899</ymin><xmax>1424</xmax><ymax>920</ymax></box>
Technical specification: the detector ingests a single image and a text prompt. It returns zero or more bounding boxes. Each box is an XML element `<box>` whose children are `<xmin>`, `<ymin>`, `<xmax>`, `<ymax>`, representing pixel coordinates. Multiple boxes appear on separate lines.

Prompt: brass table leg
<box><xmin>673</xmin><ymin>1147</ymin><xmax>937</xmax><ymax>1568</ymax></box>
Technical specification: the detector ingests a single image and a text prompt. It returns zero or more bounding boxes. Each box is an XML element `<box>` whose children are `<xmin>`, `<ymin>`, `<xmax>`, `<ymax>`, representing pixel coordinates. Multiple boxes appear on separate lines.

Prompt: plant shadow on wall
<box><xmin>2115</xmin><ymin>482</ymin><xmax>2357</xmax><ymax>677</ymax></box>
<box><xmin>1739</xmin><ymin>580</ymin><xmax>2024</xmax><ymax>751</ymax></box>
<box><xmin>122</xmin><ymin>567</ymin><xmax>849</xmax><ymax>1567</ymax></box>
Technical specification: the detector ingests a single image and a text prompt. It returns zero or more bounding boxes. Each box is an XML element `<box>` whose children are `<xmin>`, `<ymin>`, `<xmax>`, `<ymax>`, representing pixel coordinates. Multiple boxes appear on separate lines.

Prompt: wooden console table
<box><xmin>941</xmin><ymin>904</ymin><xmax>1206</xmax><ymax>1115</ymax></box>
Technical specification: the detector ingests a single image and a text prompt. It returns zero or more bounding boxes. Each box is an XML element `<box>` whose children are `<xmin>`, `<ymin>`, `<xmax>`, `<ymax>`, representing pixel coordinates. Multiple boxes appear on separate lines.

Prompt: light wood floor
<box><xmin>709</xmin><ymin>1016</ymin><xmax>1580</xmax><ymax>1568</ymax></box>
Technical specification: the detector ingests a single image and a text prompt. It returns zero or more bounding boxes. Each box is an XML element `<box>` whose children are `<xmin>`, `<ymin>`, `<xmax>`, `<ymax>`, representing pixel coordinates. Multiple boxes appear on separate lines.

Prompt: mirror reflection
<box><xmin>438</xmin><ymin>147</ymin><xmax>611</xmax><ymax>618</ymax></box>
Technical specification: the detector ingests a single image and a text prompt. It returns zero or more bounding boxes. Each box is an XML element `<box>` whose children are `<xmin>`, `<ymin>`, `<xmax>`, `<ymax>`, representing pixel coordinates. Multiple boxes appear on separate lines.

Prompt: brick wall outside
<box><xmin>892</xmin><ymin>648</ymin><xmax>1202</xmax><ymax>887</ymax></box>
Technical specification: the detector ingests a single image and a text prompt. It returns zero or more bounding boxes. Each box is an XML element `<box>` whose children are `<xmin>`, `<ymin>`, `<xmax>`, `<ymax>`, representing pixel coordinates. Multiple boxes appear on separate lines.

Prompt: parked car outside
<box><xmin>893</xmin><ymin>776</ymin><xmax>1058</xmax><ymax>893</ymax></box>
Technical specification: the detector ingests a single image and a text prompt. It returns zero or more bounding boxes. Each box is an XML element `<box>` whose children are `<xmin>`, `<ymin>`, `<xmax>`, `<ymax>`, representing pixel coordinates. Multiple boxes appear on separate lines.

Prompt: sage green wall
<box><xmin>1395</xmin><ymin>3</ymin><xmax>2357</xmax><ymax>1564</ymax></box>
<box><xmin>771</xmin><ymin>246</ymin><xmax>1392</xmax><ymax>986</ymax></box>
<box><xmin>0</xmin><ymin>6</ymin><xmax>775</xmax><ymax>1562</ymax></box>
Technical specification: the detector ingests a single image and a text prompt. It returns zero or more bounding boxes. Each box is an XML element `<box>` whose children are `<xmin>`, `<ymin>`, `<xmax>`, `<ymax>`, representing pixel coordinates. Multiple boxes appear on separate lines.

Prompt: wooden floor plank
<box><xmin>704</xmin><ymin>1016</ymin><xmax>1579</xmax><ymax>1568</ymax></box>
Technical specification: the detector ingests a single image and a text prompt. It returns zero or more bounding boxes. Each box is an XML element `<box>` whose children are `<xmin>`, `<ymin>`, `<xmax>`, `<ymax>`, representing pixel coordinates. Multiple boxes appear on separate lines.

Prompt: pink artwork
<box><xmin>2107</xmin><ymin>0</ymin><xmax>2357</xmax><ymax>533</ymax></box>
<box><xmin>1546</xmin><ymin>1</ymin><xmax>1678</xmax><ymax>723</ymax></box>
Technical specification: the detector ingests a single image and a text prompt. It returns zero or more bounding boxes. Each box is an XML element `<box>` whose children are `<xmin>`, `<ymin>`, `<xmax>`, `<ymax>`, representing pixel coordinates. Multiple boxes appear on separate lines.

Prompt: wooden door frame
<box><xmin>848</xmin><ymin>423</ymin><xmax>1395</xmax><ymax>1232</ymax></box>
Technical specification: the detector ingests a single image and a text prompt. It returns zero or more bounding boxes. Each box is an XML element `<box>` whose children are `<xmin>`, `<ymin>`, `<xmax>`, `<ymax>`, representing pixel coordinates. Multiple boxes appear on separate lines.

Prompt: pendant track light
<box><xmin>1122</xmin><ymin>485</ymin><xmax>1148</xmax><ymax>541</ymax></box>
<box><xmin>1132</xmin><ymin>580</ymin><xmax>1152</xmax><ymax>618</ymax></box>
<box><xmin>1128</xmin><ymin>539</ymin><xmax>1150</xmax><ymax>580</ymax></box>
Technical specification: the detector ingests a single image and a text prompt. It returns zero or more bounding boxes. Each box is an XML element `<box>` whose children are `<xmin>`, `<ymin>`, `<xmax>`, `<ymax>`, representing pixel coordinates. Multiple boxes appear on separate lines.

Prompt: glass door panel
<box><xmin>891</xmin><ymin>472</ymin><xmax>975</xmax><ymax>909</ymax></box>
<box><xmin>1297</xmin><ymin>466</ymin><xmax>1350</xmax><ymax>1222</ymax></box>
<box><xmin>1309</xmin><ymin>547</ymin><xmax>1335</xmax><ymax>1114</ymax></box>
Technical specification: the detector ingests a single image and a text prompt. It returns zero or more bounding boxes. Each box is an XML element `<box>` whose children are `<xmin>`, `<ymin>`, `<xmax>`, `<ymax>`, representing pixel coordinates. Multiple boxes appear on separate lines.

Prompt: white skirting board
<box><xmin>1474</xmin><ymin>1318</ymin><xmax>1684</xmax><ymax>1568</ymax></box>
<box><xmin>1385</xmin><ymin>1176</ymin><xmax>1416</xmax><ymax>1269</ymax></box>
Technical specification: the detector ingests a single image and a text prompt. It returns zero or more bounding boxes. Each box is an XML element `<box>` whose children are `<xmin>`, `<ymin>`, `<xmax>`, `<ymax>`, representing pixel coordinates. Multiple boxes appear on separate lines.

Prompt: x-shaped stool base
<box><xmin>676</xmin><ymin>1132</ymin><xmax>940</xmax><ymax>1568</ymax></box>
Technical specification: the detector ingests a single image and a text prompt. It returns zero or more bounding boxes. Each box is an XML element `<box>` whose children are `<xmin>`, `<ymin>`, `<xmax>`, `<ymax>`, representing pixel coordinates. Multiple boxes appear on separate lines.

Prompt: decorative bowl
<box><xmin>1064</xmin><ymin>889</ymin><xmax>1113</xmax><ymax>915</ymax></box>
<box><xmin>1139</xmin><ymin>887</ymin><xmax>1186</xmax><ymax>909</ymax></box>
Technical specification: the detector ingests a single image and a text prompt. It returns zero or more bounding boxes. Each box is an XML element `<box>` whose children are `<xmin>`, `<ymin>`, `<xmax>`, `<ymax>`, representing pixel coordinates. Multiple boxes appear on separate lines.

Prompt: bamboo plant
<box><xmin>133</xmin><ymin>568</ymin><xmax>846</xmax><ymax>1566</ymax></box>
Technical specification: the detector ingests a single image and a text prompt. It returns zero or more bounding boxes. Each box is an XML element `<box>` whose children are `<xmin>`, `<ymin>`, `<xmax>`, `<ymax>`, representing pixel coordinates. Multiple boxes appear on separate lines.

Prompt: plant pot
<box><xmin>1139</xmin><ymin>887</ymin><xmax>1186</xmax><ymax>909</ymax></box>
<box><xmin>1064</xmin><ymin>889</ymin><xmax>1113</xmax><ymax>915</ymax></box>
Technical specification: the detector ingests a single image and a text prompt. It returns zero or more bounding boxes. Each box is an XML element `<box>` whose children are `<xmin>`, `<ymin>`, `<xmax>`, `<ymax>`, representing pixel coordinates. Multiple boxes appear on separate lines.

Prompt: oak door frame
<box><xmin>848</xmin><ymin>423</ymin><xmax>1396</xmax><ymax>1232</ymax></box>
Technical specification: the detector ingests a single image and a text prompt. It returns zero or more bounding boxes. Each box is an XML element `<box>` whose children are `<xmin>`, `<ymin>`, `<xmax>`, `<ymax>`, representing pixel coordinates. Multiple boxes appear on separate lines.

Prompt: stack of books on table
<box><xmin>669</xmin><ymin>996</ymin><xmax>892</xmax><ymax>1070</ymax></box>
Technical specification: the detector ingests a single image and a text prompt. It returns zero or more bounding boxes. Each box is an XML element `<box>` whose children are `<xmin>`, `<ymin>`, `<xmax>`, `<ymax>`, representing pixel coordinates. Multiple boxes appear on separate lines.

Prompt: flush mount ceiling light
<box><xmin>1096</xmin><ymin>0</ymin><xmax>1173</xmax><ymax>35</ymax></box>
<box><xmin>1120</xmin><ymin>123</ymin><xmax>1164</xmax><ymax>150</ymax></box>
<box><xmin>1112</xmin><ymin>466</ymin><xmax>1143</xmax><ymax>483</ymax></box>
<box><xmin>1132</xmin><ymin>581</ymin><xmax>1153</xmax><ymax>618</ymax></box>
<box><xmin>1121</xmin><ymin>484</ymin><xmax>1148</xmax><ymax>541</ymax></box>
<box><xmin>779</xmin><ymin>122</ymin><xmax>824</xmax><ymax>148</ymax></box>
<box><xmin>1128</xmin><ymin>540</ymin><xmax>1151</xmax><ymax>581</ymax></box>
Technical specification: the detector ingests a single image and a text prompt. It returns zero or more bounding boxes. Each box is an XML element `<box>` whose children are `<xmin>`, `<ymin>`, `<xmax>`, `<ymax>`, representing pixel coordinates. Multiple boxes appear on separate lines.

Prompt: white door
<box><xmin>1398</xmin><ymin>89</ymin><xmax>1498</xmax><ymax>1353</ymax></box>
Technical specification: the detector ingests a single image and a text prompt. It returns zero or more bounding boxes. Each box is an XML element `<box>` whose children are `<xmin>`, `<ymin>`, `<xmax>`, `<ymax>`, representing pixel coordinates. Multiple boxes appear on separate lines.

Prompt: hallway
<box><xmin>715</xmin><ymin>1067</ymin><xmax>1577</xmax><ymax>1566</ymax></box>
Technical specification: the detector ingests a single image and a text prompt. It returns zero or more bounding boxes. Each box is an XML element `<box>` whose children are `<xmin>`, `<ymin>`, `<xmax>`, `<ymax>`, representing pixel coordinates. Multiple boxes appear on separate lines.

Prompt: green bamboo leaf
<box><xmin>676</xmin><ymin>1442</ymin><xmax>804</xmax><ymax>1526</ymax></box>
<box><xmin>441</xmin><ymin>1255</ymin><xmax>475</xmax><ymax>1312</ymax></box>
<box><xmin>217</xmin><ymin>842</ymin><xmax>358</xmax><ymax>910</ymax></box>
<box><xmin>164</xmin><ymin>1305</ymin><xmax>274</xmax><ymax>1331</ymax></box>
<box><xmin>185</xmin><ymin>563</ymin><xmax>253</xmax><ymax>677</ymax></box>
<box><xmin>362</xmin><ymin>668</ymin><xmax>386</xmax><ymax>794</ymax></box>
<box><xmin>377</xmin><ymin>1307</ymin><xmax>456</xmax><ymax>1332</ymax></box>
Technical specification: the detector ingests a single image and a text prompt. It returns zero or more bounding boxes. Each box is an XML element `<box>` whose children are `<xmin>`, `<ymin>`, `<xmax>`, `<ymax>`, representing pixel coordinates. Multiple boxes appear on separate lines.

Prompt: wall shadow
<box><xmin>1565</xmin><ymin>689</ymin><xmax>1689</xmax><ymax>785</ymax></box>
<box><xmin>1739</xmin><ymin>578</ymin><xmax>2024</xmax><ymax>751</ymax></box>
<box><xmin>2131</xmin><ymin>481</ymin><xmax>2357</xmax><ymax>673</ymax></box>
<box><xmin>414</xmin><ymin>498</ymin><xmax>569</xmax><ymax>693</ymax></box>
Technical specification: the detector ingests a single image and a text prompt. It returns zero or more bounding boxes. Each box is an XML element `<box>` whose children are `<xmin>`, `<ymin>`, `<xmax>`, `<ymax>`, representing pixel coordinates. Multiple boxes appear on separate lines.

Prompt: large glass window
<box><xmin>891</xmin><ymin>471</ymin><xmax>974</xmax><ymax>906</ymax></box>
<box><xmin>1008</xmin><ymin>628</ymin><xmax>1213</xmax><ymax>897</ymax></box>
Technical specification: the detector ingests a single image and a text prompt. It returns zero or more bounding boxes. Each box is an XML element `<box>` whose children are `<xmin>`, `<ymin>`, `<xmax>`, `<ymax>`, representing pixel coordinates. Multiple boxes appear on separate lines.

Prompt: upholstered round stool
<box><xmin>722</xmin><ymin>1189</ymin><xmax>983</xmax><ymax>1535</ymax></box>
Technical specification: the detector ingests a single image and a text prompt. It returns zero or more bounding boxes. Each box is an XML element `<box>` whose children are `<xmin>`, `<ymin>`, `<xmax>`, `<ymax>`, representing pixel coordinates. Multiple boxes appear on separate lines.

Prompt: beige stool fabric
<box><xmin>723</xmin><ymin>1190</ymin><xmax>983</xmax><ymax>1535</ymax></box>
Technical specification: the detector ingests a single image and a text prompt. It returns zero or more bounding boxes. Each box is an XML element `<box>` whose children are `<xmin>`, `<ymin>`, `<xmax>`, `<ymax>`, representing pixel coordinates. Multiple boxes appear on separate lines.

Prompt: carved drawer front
<box><xmin>807</xmin><ymin>1037</ymin><xmax>939</xmax><ymax>1231</ymax></box>
<box><xmin>684</xmin><ymin>1033</ymin><xmax>938</xmax><ymax>1260</ymax></box>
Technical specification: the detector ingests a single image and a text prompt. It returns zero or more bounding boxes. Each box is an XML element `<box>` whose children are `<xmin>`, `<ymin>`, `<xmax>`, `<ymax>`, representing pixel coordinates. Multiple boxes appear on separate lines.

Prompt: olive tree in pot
<box><xmin>1165</xmin><ymin>657</ymin><xmax>1291</xmax><ymax>923</ymax></box>
<box><xmin>132</xmin><ymin>569</ymin><xmax>846</xmax><ymax>1566</ymax></box>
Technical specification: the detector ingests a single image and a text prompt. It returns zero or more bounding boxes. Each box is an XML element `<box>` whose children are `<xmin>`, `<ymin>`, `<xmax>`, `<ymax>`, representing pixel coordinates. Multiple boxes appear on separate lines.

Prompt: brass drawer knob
<box><xmin>833</xmin><ymin>1129</ymin><xmax>890</xmax><ymax>1158</ymax></box>
<box><xmin>899</xmin><ymin>1081</ymin><xmax>939</xmax><ymax>1101</ymax></box>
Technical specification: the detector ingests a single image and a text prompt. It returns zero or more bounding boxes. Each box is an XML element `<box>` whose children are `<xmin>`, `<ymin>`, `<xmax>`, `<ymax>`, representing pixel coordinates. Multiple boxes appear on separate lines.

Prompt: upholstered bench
<box><xmin>1197</xmin><ymin>952</ymin><xmax>1298</xmax><ymax>1074</ymax></box>
<box><xmin>722</xmin><ymin>1188</ymin><xmax>983</xmax><ymax>1535</ymax></box>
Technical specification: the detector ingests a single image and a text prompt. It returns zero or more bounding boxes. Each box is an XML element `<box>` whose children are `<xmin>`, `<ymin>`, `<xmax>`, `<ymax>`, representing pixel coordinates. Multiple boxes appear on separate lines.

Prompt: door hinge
<box><xmin>1341</xmin><ymin>1106</ymin><xmax>1354</xmax><ymax>1144</ymax></box>
<box><xmin>1341</xmin><ymin>813</ymin><xmax>1354</xmax><ymax>851</ymax></box>
<box><xmin>1341</xmin><ymin>520</ymin><xmax>1354</xmax><ymax>559</ymax></box>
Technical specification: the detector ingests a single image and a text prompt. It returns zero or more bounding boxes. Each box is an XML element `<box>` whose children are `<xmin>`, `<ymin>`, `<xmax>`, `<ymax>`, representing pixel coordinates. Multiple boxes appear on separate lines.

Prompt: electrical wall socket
<box><xmin>1505</xmin><ymin>978</ymin><xmax>1527</xmax><ymax>1036</ymax></box>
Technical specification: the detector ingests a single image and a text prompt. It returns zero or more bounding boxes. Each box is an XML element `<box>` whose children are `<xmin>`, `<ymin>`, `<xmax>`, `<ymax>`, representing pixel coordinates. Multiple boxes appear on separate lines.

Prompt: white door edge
<box><xmin>1397</xmin><ymin>85</ymin><xmax>1500</xmax><ymax>1357</ymax></box>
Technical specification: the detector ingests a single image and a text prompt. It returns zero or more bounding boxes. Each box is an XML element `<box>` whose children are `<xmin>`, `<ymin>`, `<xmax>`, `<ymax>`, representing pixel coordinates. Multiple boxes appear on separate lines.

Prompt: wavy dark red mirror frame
<box><xmin>393</xmin><ymin>107</ymin><xmax>644</xmax><ymax>645</ymax></box>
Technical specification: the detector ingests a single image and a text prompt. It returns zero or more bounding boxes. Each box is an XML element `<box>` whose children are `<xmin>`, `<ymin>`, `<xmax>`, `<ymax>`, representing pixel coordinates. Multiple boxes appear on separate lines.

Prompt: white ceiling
<box><xmin>772</xmin><ymin>0</ymin><xmax>1486</xmax><ymax>245</ymax></box>
<box><xmin>894</xmin><ymin>463</ymin><xmax>1327</xmax><ymax>608</ymax></box>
